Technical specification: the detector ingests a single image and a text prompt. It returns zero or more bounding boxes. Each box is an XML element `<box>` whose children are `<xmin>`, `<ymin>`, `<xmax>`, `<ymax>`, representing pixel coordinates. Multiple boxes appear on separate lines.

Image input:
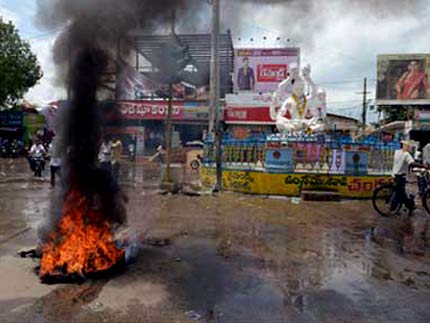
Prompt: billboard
<box><xmin>234</xmin><ymin>48</ymin><xmax>300</xmax><ymax>93</ymax></box>
<box><xmin>376</xmin><ymin>54</ymin><xmax>430</xmax><ymax>105</ymax></box>
<box><xmin>117</xmin><ymin>65</ymin><xmax>209</xmax><ymax>101</ymax></box>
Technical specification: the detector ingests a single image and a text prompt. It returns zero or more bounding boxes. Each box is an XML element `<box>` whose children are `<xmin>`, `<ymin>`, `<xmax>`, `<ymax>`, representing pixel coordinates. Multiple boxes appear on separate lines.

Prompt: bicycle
<box><xmin>372</xmin><ymin>167</ymin><xmax>430</xmax><ymax>217</ymax></box>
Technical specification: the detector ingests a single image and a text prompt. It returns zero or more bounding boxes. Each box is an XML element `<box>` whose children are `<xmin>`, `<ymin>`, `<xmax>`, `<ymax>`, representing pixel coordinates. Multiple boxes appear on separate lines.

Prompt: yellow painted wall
<box><xmin>201</xmin><ymin>167</ymin><xmax>393</xmax><ymax>198</ymax></box>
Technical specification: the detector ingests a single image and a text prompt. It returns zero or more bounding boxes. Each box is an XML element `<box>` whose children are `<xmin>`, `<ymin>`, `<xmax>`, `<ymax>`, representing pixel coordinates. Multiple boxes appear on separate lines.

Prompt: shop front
<box><xmin>115</xmin><ymin>100</ymin><xmax>210</xmax><ymax>156</ymax></box>
<box><xmin>409</xmin><ymin>110</ymin><xmax>430</xmax><ymax>149</ymax></box>
<box><xmin>0</xmin><ymin>110</ymin><xmax>24</xmax><ymax>142</ymax></box>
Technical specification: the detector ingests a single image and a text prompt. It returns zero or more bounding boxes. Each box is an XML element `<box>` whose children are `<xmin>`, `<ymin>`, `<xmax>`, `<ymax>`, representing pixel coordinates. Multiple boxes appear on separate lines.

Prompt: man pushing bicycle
<box><xmin>391</xmin><ymin>140</ymin><xmax>428</xmax><ymax>212</ymax></box>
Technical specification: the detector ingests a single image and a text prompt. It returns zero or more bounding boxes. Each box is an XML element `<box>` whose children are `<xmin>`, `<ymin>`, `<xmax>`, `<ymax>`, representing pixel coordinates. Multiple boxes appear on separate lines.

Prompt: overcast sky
<box><xmin>1</xmin><ymin>0</ymin><xmax>429</xmax><ymax>121</ymax></box>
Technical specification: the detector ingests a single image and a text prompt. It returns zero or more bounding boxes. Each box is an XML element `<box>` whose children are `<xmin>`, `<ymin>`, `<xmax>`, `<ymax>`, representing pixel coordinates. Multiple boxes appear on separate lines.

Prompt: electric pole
<box><xmin>362</xmin><ymin>77</ymin><xmax>367</xmax><ymax>130</ymax></box>
<box><xmin>356</xmin><ymin>77</ymin><xmax>371</xmax><ymax>134</ymax></box>
<box><xmin>164</xmin><ymin>11</ymin><xmax>176</xmax><ymax>186</ymax></box>
<box><xmin>209</xmin><ymin>0</ymin><xmax>222</xmax><ymax>192</ymax></box>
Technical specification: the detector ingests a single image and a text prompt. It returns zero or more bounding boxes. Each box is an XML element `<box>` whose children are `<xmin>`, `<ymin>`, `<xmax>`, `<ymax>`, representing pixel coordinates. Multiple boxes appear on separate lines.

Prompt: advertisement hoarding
<box><xmin>234</xmin><ymin>48</ymin><xmax>300</xmax><ymax>93</ymax></box>
<box><xmin>117</xmin><ymin>65</ymin><xmax>209</xmax><ymax>101</ymax></box>
<box><xmin>376</xmin><ymin>54</ymin><xmax>430</xmax><ymax>105</ymax></box>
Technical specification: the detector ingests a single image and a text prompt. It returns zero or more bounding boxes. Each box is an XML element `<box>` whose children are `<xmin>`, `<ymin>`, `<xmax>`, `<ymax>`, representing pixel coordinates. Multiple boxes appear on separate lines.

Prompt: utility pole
<box><xmin>165</xmin><ymin>83</ymin><xmax>173</xmax><ymax>184</ymax></box>
<box><xmin>356</xmin><ymin>77</ymin><xmax>371</xmax><ymax>134</ymax></box>
<box><xmin>362</xmin><ymin>77</ymin><xmax>367</xmax><ymax>130</ymax></box>
<box><xmin>209</xmin><ymin>0</ymin><xmax>222</xmax><ymax>192</ymax></box>
<box><xmin>163</xmin><ymin>10</ymin><xmax>176</xmax><ymax>186</ymax></box>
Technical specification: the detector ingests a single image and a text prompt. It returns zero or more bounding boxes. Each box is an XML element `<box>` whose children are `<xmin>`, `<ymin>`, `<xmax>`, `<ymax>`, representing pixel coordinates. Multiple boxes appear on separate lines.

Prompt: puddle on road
<box><xmin>1</xmin><ymin>159</ymin><xmax>430</xmax><ymax>322</ymax></box>
<box><xmin>164</xmin><ymin>237</ymin><xmax>286</xmax><ymax>323</ymax></box>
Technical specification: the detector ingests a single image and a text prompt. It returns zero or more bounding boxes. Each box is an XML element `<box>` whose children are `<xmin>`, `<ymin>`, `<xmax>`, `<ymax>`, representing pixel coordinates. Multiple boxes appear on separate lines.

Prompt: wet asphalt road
<box><xmin>0</xmin><ymin>158</ymin><xmax>430</xmax><ymax>323</ymax></box>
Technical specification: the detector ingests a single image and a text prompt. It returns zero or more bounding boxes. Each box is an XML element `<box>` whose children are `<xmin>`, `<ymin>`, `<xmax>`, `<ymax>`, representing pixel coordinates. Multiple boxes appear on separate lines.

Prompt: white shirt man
<box><xmin>48</xmin><ymin>143</ymin><xmax>62</xmax><ymax>167</ymax></box>
<box><xmin>392</xmin><ymin>147</ymin><xmax>415</xmax><ymax>176</ymax></box>
<box><xmin>99</xmin><ymin>141</ymin><xmax>112</xmax><ymax>163</ymax></box>
<box><xmin>30</xmin><ymin>143</ymin><xmax>46</xmax><ymax>158</ymax></box>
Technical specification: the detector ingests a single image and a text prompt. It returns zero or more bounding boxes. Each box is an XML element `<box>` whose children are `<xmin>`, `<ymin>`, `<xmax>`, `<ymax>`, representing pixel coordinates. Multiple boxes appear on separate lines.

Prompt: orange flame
<box><xmin>40</xmin><ymin>188</ymin><xmax>124</xmax><ymax>278</ymax></box>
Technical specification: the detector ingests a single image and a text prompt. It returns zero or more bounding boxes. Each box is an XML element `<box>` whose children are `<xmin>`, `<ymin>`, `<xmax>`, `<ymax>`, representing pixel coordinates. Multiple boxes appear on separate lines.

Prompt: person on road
<box><xmin>148</xmin><ymin>145</ymin><xmax>165</xmax><ymax>164</ymax></box>
<box><xmin>111</xmin><ymin>137</ymin><xmax>122</xmax><ymax>185</ymax></box>
<box><xmin>99</xmin><ymin>136</ymin><xmax>112</xmax><ymax>173</ymax></box>
<box><xmin>48</xmin><ymin>142</ymin><xmax>61</xmax><ymax>187</ymax></box>
<box><xmin>392</xmin><ymin>140</ymin><xmax>428</xmax><ymax>211</ymax></box>
<box><xmin>29</xmin><ymin>139</ymin><xmax>47</xmax><ymax>172</ymax></box>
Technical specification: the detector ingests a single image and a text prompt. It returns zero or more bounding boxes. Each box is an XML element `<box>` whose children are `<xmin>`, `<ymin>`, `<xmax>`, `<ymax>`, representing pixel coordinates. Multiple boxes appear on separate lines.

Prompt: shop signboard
<box><xmin>414</xmin><ymin>110</ymin><xmax>430</xmax><ymax>121</ymax></box>
<box><xmin>0</xmin><ymin>110</ymin><xmax>23</xmax><ymax>128</ymax></box>
<box><xmin>411</xmin><ymin>110</ymin><xmax>430</xmax><ymax>129</ymax></box>
<box><xmin>224</xmin><ymin>106</ymin><xmax>274</xmax><ymax>124</ymax></box>
<box><xmin>234</xmin><ymin>48</ymin><xmax>300</xmax><ymax>93</ymax></box>
<box><xmin>226</xmin><ymin>93</ymin><xmax>275</xmax><ymax>107</ymax></box>
<box><xmin>119</xmin><ymin>101</ymin><xmax>212</xmax><ymax>121</ymax></box>
<box><xmin>120</xmin><ymin>101</ymin><xmax>184</xmax><ymax>120</ymax></box>
<box><xmin>23</xmin><ymin>114</ymin><xmax>45</xmax><ymax>135</ymax></box>
<box><xmin>183</xmin><ymin>102</ymin><xmax>210</xmax><ymax>120</ymax></box>
<box><xmin>376</xmin><ymin>54</ymin><xmax>430</xmax><ymax>105</ymax></box>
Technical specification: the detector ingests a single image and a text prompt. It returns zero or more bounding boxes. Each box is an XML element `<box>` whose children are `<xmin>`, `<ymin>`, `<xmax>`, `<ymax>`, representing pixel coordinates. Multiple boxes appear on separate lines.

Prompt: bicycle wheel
<box><xmin>422</xmin><ymin>190</ymin><xmax>430</xmax><ymax>215</ymax></box>
<box><xmin>372</xmin><ymin>184</ymin><xmax>401</xmax><ymax>217</ymax></box>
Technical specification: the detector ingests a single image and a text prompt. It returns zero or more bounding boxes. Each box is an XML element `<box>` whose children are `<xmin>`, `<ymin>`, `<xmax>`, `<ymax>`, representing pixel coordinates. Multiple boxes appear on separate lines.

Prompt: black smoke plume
<box><xmin>36</xmin><ymin>0</ymin><xmax>209</xmax><ymax>241</ymax></box>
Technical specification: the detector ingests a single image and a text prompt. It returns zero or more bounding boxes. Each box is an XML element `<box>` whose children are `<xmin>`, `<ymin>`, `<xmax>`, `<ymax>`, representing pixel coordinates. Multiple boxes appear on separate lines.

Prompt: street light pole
<box><xmin>209</xmin><ymin>0</ymin><xmax>222</xmax><ymax>191</ymax></box>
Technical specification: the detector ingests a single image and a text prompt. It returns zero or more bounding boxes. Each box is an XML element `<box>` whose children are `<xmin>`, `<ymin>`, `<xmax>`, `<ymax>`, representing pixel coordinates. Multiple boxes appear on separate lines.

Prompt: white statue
<box><xmin>271</xmin><ymin>64</ymin><xmax>327</xmax><ymax>134</ymax></box>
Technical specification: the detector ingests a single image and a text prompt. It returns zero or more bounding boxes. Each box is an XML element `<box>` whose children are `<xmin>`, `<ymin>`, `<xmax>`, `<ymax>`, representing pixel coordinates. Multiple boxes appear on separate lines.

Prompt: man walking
<box><xmin>392</xmin><ymin>140</ymin><xmax>427</xmax><ymax>212</ymax></box>
<box><xmin>99</xmin><ymin>136</ymin><xmax>112</xmax><ymax>173</ymax></box>
<box><xmin>49</xmin><ymin>142</ymin><xmax>61</xmax><ymax>187</ymax></box>
<box><xmin>111</xmin><ymin>137</ymin><xmax>122</xmax><ymax>185</ymax></box>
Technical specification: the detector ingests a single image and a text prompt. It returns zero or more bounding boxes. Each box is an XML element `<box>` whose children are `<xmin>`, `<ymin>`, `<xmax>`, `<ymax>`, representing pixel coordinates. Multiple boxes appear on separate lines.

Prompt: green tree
<box><xmin>0</xmin><ymin>19</ymin><xmax>42</xmax><ymax>107</ymax></box>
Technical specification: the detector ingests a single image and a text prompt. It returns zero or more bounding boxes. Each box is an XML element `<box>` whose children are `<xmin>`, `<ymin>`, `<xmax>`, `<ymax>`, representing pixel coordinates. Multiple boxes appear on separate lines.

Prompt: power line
<box><xmin>319</xmin><ymin>79</ymin><xmax>376</xmax><ymax>85</ymax></box>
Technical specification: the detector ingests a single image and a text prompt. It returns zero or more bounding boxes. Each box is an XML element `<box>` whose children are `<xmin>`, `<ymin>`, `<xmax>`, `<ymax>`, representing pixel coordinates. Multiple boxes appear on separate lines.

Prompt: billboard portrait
<box><xmin>234</xmin><ymin>48</ymin><xmax>300</xmax><ymax>93</ymax></box>
<box><xmin>376</xmin><ymin>54</ymin><xmax>430</xmax><ymax>105</ymax></box>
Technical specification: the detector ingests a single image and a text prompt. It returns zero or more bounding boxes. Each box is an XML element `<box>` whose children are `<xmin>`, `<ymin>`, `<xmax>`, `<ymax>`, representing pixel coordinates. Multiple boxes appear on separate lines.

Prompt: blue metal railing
<box><xmin>203</xmin><ymin>134</ymin><xmax>400</xmax><ymax>175</ymax></box>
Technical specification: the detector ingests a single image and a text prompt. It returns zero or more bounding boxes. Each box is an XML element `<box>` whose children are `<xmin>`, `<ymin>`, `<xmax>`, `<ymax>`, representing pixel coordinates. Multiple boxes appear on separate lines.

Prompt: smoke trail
<box><xmin>36</xmin><ymin>0</ymin><xmax>206</xmax><ymax>79</ymax></box>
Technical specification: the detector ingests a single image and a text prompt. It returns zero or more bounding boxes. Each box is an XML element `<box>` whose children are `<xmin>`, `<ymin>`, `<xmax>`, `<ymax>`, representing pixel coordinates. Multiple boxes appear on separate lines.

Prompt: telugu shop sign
<box><xmin>120</xmin><ymin>101</ymin><xmax>184</xmax><ymax>120</ymax></box>
<box><xmin>119</xmin><ymin>101</ymin><xmax>210</xmax><ymax>121</ymax></box>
